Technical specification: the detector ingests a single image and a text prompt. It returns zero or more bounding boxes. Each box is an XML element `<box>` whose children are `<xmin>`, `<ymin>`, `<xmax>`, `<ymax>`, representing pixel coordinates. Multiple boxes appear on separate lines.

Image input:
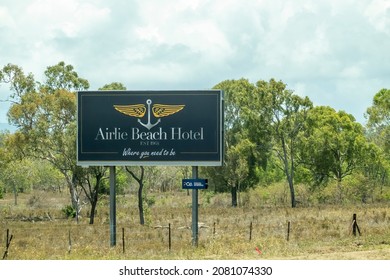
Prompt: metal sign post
<box><xmin>109</xmin><ymin>166</ymin><xmax>116</xmax><ymax>247</ymax></box>
<box><xmin>192</xmin><ymin>166</ymin><xmax>199</xmax><ymax>247</ymax></box>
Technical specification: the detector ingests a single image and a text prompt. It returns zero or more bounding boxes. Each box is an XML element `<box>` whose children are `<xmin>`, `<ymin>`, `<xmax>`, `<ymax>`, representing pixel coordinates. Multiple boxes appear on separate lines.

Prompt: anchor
<box><xmin>138</xmin><ymin>99</ymin><xmax>161</xmax><ymax>130</ymax></box>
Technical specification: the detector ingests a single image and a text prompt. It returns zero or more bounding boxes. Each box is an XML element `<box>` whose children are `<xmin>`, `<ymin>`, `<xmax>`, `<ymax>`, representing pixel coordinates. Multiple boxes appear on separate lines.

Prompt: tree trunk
<box><xmin>337</xmin><ymin>177</ymin><xmax>343</xmax><ymax>203</ymax></box>
<box><xmin>13</xmin><ymin>186</ymin><xmax>18</xmax><ymax>206</ymax></box>
<box><xmin>126</xmin><ymin>166</ymin><xmax>145</xmax><ymax>225</ymax></box>
<box><xmin>281</xmin><ymin>136</ymin><xmax>296</xmax><ymax>208</ymax></box>
<box><xmin>288</xmin><ymin>176</ymin><xmax>296</xmax><ymax>208</ymax></box>
<box><xmin>89</xmin><ymin>184</ymin><xmax>99</xmax><ymax>225</ymax></box>
<box><xmin>138</xmin><ymin>181</ymin><xmax>145</xmax><ymax>225</ymax></box>
<box><xmin>231</xmin><ymin>185</ymin><xmax>238</xmax><ymax>207</ymax></box>
<box><xmin>89</xmin><ymin>199</ymin><xmax>97</xmax><ymax>224</ymax></box>
<box><xmin>68</xmin><ymin>173</ymin><xmax>81</xmax><ymax>223</ymax></box>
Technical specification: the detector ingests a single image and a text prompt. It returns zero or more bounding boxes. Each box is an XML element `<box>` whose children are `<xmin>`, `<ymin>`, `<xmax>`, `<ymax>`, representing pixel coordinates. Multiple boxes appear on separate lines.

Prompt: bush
<box><xmin>61</xmin><ymin>205</ymin><xmax>76</xmax><ymax>218</ymax></box>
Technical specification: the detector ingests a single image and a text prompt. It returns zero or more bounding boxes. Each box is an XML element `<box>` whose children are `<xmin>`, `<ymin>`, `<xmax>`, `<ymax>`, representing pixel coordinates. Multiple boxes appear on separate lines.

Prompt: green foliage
<box><xmin>300</xmin><ymin>106</ymin><xmax>367</xmax><ymax>189</ymax></box>
<box><xmin>2</xmin><ymin>62</ymin><xmax>389</xmax><ymax>209</ymax></box>
<box><xmin>366</xmin><ymin>88</ymin><xmax>390</xmax><ymax>130</ymax></box>
<box><xmin>0</xmin><ymin>180</ymin><xmax>4</xmax><ymax>199</ymax></box>
<box><xmin>144</xmin><ymin>195</ymin><xmax>156</xmax><ymax>207</ymax></box>
<box><xmin>0</xmin><ymin>159</ymin><xmax>57</xmax><ymax>193</ymax></box>
<box><xmin>100</xmin><ymin>167</ymin><xmax>129</xmax><ymax>195</ymax></box>
<box><xmin>99</xmin><ymin>82</ymin><xmax>127</xmax><ymax>90</ymax></box>
<box><xmin>212</xmin><ymin>78</ymin><xmax>313</xmax><ymax>207</ymax></box>
<box><xmin>203</xmin><ymin>190</ymin><xmax>216</xmax><ymax>205</ymax></box>
<box><xmin>256</xmin><ymin>79</ymin><xmax>313</xmax><ymax>207</ymax></box>
<box><xmin>62</xmin><ymin>205</ymin><xmax>76</xmax><ymax>219</ymax></box>
<box><xmin>0</xmin><ymin>63</ymin><xmax>36</xmax><ymax>98</ymax></box>
<box><xmin>365</xmin><ymin>88</ymin><xmax>390</xmax><ymax>188</ymax></box>
<box><xmin>43</xmin><ymin>61</ymin><xmax>89</xmax><ymax>92</ymax></box>
<box><xmin>209</xmin><ymin>79</ymin><xmax>265</xmax><ymax>194</ymax></box>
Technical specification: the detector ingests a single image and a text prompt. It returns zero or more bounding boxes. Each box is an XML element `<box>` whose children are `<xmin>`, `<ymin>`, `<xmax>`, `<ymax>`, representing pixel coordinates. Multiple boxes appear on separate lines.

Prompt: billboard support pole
<box><xmin>109</xmin><ymin>166</ymin><xmax>116</xmax><ymax>247</ymax></box>
<box><xmin>192</xmin><ymin>166</ymin><xmax>199</xmax><ymax>247</ymax></box>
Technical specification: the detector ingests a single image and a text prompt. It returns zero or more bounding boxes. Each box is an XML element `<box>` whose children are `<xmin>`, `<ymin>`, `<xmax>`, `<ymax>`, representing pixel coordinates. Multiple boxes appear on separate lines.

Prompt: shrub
<box><xmin>0</xmin><ymin>181</ymin><xmax>4</xmax><ymax>199</ymax></box>
<box><xmin>62</xmin><ymin>205</ymin><xmax>76</xmax><ymax>218</ymax></box>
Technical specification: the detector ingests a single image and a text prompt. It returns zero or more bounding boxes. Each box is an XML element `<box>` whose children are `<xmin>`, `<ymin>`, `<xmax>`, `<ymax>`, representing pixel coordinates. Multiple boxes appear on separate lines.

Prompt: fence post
<box><xmin>287</xmin><ymin>221</ymin><xmax>291</xmax><ymax>241</ymax></box>
<box><xmin>168</xmin><ymin>223</ymin><xmax>171</xmax><ymax>251</ymax></box>
<box><xmin>249</xmin><ymin>222</ymin><xmax>253</xmax><ymax>241</ymax></box>
<box><xmin>2</xmin><ymin>229</ymin><xmax>13</xmax><ymax>260</ymax></box>
<box><xmin>68</xmin><ymin>229</ymin><xmax>72</xmax><ymax>253</ymax></box>
<box><xmin>122</xmin><ymin>228</ymin><xmax>125</xmax><ymax>254</ymax></box>
<box><xmin>352</xmin><ymin>214</ymin><xmax>361</xmax><ymax>236</ymax></box>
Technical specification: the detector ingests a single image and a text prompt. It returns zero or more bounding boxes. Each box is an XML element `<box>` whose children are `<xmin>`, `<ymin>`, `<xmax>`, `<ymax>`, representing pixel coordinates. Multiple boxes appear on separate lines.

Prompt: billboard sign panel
<box><xmin>77</xmin><ymin>90</ymin><xmax>223</xmax><ymax>166</ymax></box>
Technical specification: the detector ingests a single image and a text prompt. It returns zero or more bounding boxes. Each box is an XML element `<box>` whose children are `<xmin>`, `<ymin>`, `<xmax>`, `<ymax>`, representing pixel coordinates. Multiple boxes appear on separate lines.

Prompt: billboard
<box><xmin>77</xmin><ymin>90</ymin><xmax>223</xmax><ymax>166</ymax></box>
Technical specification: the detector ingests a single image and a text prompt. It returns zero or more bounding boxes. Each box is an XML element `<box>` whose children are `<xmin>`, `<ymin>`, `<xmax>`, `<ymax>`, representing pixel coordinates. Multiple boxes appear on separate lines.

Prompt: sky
<box><xmin>0</xmin><ymin>0</ymin><xmax>389</xmax><ymax>127</ymax></box>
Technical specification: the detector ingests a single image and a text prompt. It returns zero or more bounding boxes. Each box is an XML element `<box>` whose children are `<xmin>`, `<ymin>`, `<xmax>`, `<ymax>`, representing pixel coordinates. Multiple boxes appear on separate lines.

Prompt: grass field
<box><xmin>1</xmin><ymin>189</ymin><xmax>390</xmax><ymax>260</ymax></box>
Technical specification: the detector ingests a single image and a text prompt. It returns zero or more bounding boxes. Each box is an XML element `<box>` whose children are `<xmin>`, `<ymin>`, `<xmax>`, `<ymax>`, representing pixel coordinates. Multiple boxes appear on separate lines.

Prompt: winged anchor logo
<box><xmin>113</xmin><ymin>99</ymin><xmax>185</xmax><ymax>130</ymax></box>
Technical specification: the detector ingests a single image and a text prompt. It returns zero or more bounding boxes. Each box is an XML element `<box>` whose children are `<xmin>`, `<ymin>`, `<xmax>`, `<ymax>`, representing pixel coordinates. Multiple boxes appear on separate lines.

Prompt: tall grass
<box><xmin>1</xmin><ymin>187</ymin><xmax>390</xmax><ymax>260</ymax></box>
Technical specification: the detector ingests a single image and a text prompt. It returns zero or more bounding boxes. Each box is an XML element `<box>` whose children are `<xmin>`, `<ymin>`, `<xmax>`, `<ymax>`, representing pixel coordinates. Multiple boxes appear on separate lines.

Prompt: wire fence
<box><xmin>2</xmin><ymin>208</ymin><xmax>390</xmax><ymax>259</ymax></box>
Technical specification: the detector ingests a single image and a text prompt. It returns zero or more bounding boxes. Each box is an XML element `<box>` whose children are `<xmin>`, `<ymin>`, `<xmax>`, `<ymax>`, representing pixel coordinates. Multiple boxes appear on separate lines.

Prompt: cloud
<box><xmin>0</xmin><ymin>0</ymin><xmax>389</xmax><ymax>124</ymax></box>
<box><xmin>24</xmin><ymin>0</ymin><xmax>110</xmax><ymax>38</ymax></box>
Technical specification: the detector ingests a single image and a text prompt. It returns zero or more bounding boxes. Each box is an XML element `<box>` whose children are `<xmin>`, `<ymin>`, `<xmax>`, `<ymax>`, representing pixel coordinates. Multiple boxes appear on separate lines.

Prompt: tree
<box><xmin>99</xmin><ymin>82</ymin><xmax>127</xmax><ymax>91</ymax></box>
<box><xmin>210</xmin><ymin>79</ymin><xmax>262</xmax><ymax>207</ymax></box>
<box><xmin>366</xmin><ymin>89</ymin><xmax>389</xmax><ymax>160</ymax></box>
<box><xmin>254</xmin><ymin>79</ymin><xmax>312</xmax><ymax>208</ymax></box>
<box><xmin>0</xmin><ymin>63</ymin><xmax>35</xmax><ymax>99</ymax></box>
<box><xmin>365</xmin><ymin>88</ymin><xmax>390</xmax><ymax>193</ymax></box>
<box><xmin>43</xmin><ymin>61</ymin><xmax>89</xmax><ymax>93</ymax></box>
<box><xmin>301</xmin><ymin>106</ymin><xmax>367</xmax><ymax>201</ymax></box>
<box><xmin>361</xmin><ymin>142</ymin><xmax>389</xmax><ymax>199</ymax></box>
<box><xmin>2</xmin><ymin>62</ymin><xmax>89</xmax><ymax>221</ymax></box>
<box><xmin>126</xmin><ymin>166</ymin><xmax>146</xmax><ymax>225</ymax></box>
<box><xmin>210</xmin><ymin>78</ymin><xmax>312</xmax><ymax>208</ymax></box>
<box><xmin>77</xmin><ymin>166</ymin><xmax>108</xmax><ymax>224</ymax></box>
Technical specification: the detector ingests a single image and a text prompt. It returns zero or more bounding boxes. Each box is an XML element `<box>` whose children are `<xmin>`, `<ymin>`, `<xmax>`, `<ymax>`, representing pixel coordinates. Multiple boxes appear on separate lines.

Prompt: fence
<box><xmin>2</xmin><ymin>213</ymin><xmax>369</xmax><ymax>259</ymax></box>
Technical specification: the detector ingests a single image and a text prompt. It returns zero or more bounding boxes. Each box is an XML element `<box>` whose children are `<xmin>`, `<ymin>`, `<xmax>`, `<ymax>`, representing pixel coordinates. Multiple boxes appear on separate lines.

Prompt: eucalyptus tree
<box><xmin>253</xmin><ymin>79</ymin><xmax>313</xmax><ymax>208</ymax></box>
<box><xmin>125</xmin><ymin>166</ymin><xmax>146</xmax><ymax>225</ymax></box>
<box><xmin>76</xmin><ymin>166</ymin><xmax>108</xmax><ymax>224</ymax></box>
<box><xmin>365</xmin><ymin>88</ymin><xmax>390</xmax><ymax>191</ymax></box>
<box><xmin>209</xmin><ymin>79</ymin><xmax>262</xmax><ymax>207</ymax></box>
<box><xmin>366</xmin><ymin>89</ymin><xmax>389</xmax><ymax>159</ymax></box>
<box><xmin>210</xmin><ymin>78</ymin><xmax>312</xmax><ymax>208</ymax></box>
<box><xmin>2</xmin><ymin>62</ymin><xmax>89</xmax><ymax>220</ymax></box>
<box><xmin>300</xmin><ymin>106</ymin><xmax>367</xmax><ymax>201</ymax></box>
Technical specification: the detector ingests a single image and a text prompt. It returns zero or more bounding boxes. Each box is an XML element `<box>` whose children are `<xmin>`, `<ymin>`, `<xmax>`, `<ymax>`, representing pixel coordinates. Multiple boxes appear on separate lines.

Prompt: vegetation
<box><xmin>1</xmin><ymin>189</ymin><xmax>390</xmax><ymax>260</ymax></box>
<box><xmin>0</xmin><ymin>61</ymin><xmax>389</xmax><ymax>259</ymax></box>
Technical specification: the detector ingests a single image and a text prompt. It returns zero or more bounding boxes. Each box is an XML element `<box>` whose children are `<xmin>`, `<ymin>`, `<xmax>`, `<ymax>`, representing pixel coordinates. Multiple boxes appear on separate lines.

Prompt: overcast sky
<box><xmin>1</xmin><ymin>0</ymin><xmax>389</xmax><ymax>125</ymax></box>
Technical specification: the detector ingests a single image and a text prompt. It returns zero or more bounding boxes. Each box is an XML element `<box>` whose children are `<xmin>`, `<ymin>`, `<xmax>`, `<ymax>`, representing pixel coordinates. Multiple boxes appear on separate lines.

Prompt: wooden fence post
<box><xmin>352</xmin><ymin>214</ymin><xmax>361</xmax><ymax>236</ymax></box>
<box><xmin>168</xmin><ymin>223</ymin><xmax>171</xmax><ymax>251</ymax></box>
<box><xmin>122</xmin><ymin>228</ymin><xmax>125</xmax><ymax>254</ymax></box>
<box><xmin>249</xmin><ymin>222</ymin><xmax>253</xmax><ymax>241</ymax></box>
<box><xmin>2</xmin><ymin>229</ymin><xmax>13</xmax><ymax>260</ymax></box>
<box><xmin>287</xmin><ymin>221</ymin><xmax>291</xmax><ymax>241</ymax></box>
<box><xmin>68</xmin><ymin>229</ymin><xmax>72</xmax><ymax>254</ymax></box>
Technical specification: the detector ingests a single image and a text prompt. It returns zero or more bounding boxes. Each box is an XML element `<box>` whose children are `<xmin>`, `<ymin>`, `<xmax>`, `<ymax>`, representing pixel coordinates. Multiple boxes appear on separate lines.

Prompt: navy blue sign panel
<box><xmin>77</xmin><ymin>90</ymin><xmax>223</xmax><ymax>166</ymax></box>
<box><xmin>182</xmin><ymin>179</ymin><xmax>208</xmax><ymax>189</ymax></box>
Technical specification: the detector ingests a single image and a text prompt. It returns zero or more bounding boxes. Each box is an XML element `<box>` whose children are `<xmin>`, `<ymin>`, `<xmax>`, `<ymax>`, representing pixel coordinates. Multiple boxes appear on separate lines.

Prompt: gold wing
<box><xmin>152</xmin><ymin>104</ymin><xmax>185</xmax><ymax>118</ymax></box>
<box><xmin>113</xmin><ymin>104</ymin><xmax>146</xmax><ymax>118</ymax></box>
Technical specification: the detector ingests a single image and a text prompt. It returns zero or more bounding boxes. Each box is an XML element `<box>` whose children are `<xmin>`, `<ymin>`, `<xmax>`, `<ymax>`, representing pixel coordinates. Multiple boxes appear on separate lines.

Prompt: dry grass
<box><xmin>1</xmin><ymin>189</ymin><xmax>390</xmax><ymax>260</ymax></box>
